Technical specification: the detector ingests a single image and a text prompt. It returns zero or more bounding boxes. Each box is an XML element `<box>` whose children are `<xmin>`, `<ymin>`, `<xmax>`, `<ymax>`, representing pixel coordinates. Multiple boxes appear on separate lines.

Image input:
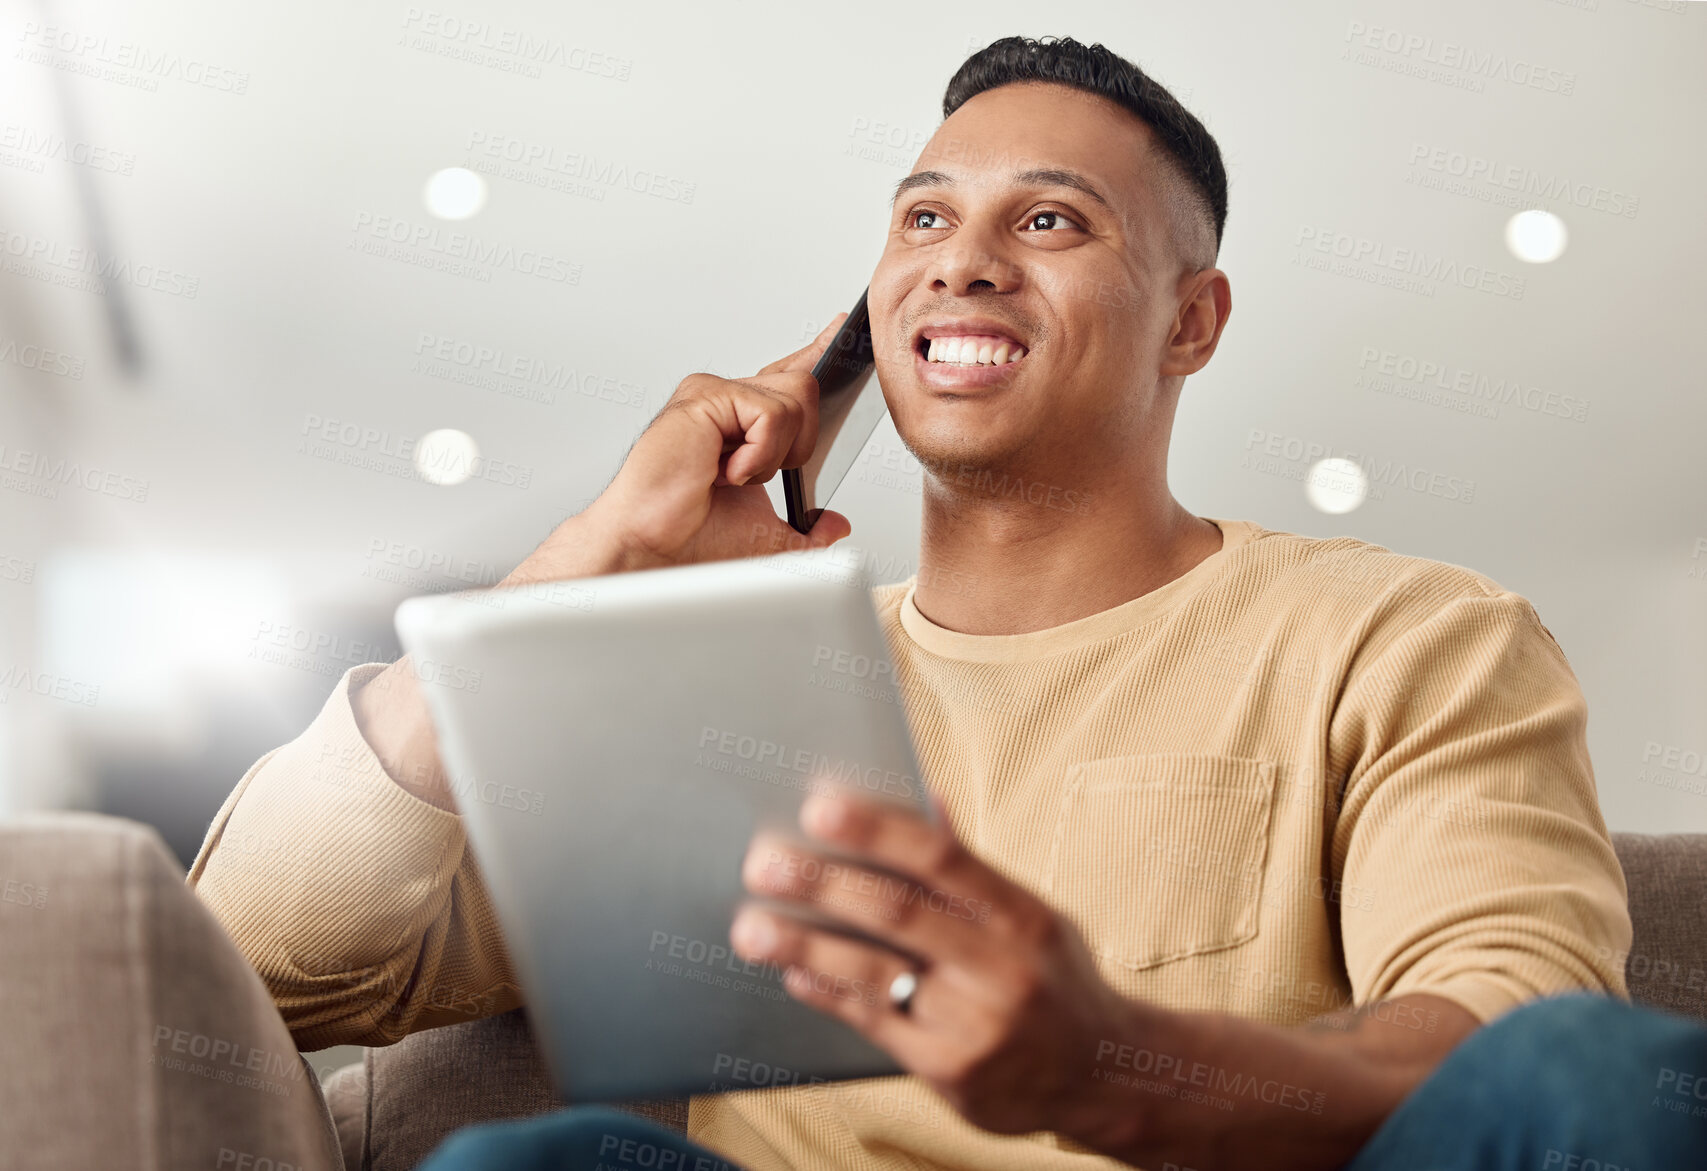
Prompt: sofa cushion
<box><xmin>1611</xmin><ymin>832</ymin><xmax>1707</xmax><ymax>1024</ymax></box>
<box><xmin>323</xmin><ymin>1060</ymin><xmax>369</xmax><ymax>1171</ymax></box>
<box><xmin>364</xmin><ymin>1008</ymin><xmax>686</xmax><ymax>1171</ymax></box>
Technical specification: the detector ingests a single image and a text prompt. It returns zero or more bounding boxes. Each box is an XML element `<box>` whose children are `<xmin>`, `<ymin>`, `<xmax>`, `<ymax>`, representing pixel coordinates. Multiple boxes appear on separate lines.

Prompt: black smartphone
<box><xmin>783</xmin><ymin>288</ymin><xmax>886</xmax><ymax>534</ymax></box>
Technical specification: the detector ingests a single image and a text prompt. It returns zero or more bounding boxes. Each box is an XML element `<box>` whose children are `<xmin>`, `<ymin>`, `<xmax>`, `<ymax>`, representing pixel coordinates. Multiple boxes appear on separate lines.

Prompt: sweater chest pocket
<box><xmin>1041</xmin><ymin>754</ymin><xmax>1279</xmax><ymax>973</ymax></box>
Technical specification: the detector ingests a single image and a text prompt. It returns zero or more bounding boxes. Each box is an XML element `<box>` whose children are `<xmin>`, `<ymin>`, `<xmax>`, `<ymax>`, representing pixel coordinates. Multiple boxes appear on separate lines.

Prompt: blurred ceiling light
<box><xmin>1505</xmin><ymin>209</ymin><xmax>1568</xmax><ymax>263</ymax></box>
<box><xmin>414</xmin><ymin>428</ymin><xmax>480</xmax><ymax>486</ymax></box>
<box><xmin>1305</xmin><ymin>457</ymin><xmax>1368</xmax><ymax>514</ymax></box>
<box><xmin>422</xmin><ymin>167</ymin><xmax>487</xmax><ymax>220</ymax></box>
<box><xmin>40</xmin><ymin>551</ymin><xmax>287</xmax><ymax>714</ymax></box>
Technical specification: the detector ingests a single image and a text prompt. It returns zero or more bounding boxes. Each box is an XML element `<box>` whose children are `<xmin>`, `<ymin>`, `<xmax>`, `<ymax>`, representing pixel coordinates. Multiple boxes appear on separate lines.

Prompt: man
<box><xmin>191</xmin><ymin>35</ymin><xmax>1701</xmax><ymax>1171</ymax></box>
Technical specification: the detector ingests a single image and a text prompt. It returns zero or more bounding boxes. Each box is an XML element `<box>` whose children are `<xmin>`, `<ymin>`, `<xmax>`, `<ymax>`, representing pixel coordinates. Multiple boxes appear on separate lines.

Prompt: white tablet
<box><xmin>394</xmin><ymin>546</ymin><xmax>931</xmax><ymax>1103</ymax></box>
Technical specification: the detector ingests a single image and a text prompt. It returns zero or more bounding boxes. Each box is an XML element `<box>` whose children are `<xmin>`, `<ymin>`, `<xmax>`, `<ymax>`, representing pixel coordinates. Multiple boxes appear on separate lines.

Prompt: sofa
<box><xmin>2</xmin><ymin>814</ymin><xmax>1703</xmax><ymax>1171</ymax></box>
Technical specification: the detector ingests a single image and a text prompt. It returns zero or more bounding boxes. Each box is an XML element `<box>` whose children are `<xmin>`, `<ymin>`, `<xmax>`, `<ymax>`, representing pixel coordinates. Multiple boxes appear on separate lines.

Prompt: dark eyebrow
<box><xmin>1013</xmin><ymin>167</ymin><xmax>1112</xmax><ymax>210</ymax></box>
<box><xmin>890</xmin><ymin>167</ymin><xmax>1112</xmax><ymax>210</ymax></box>
<box><xmin>891</xmin><ymin>170</ymin><xmax>954</xmax><ymax>205</ymax></box>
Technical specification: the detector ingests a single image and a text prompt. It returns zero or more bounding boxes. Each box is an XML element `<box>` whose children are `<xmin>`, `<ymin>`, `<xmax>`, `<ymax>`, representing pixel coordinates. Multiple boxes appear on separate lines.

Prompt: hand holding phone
<box><xmin>536</xmin><ymin>317</ymin><xmax>856</xmax><ymax>578</ymax></box>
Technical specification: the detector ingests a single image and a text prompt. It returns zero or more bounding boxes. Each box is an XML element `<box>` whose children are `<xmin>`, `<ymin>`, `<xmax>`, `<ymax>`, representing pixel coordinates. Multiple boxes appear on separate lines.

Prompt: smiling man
<box><xmin>187</xmin><ymin>35</ymin><xmax>1693</xmax><ymax>1171</ymax></box>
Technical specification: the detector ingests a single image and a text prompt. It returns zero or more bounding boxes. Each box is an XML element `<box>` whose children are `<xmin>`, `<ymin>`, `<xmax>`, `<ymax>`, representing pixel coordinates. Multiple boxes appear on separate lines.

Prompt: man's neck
<box><xmin>911</xmin><ymin>476</ymin><xmax>1223</xmax><ymax>636</ymax></box>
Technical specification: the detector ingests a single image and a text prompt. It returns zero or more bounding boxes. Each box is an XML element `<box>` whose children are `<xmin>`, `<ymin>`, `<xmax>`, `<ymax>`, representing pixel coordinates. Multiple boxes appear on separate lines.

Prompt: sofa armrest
<box><xmin>0</xmin><ymin>813</ymin><xmax>343</xmax><ymax>1170</ymax></box>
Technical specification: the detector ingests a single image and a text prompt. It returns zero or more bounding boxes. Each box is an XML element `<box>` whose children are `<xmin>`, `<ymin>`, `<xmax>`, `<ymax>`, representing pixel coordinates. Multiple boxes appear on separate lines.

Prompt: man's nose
<box><xmin>926</xmin><ymin>221</ymin><xmax>1023</xmax><ymax>295</ymax></box>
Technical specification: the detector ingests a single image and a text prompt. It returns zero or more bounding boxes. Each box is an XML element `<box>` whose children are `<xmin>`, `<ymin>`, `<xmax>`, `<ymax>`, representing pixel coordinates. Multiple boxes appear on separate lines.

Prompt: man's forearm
<box><xmin>350</xmin><ymin>508</ymin><xmax>649</xmax><ymax>810</ymax></box>
<box><xmin>1081</xmin><ymin>993</ymin><xmax>1480</xmax><ymax>1171</ymax></box>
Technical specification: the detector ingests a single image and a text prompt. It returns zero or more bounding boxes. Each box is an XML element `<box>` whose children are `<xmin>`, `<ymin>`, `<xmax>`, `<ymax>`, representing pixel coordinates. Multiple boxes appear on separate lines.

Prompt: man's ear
<box><xmin>1160</xmin><ymin>267</ymin><xmax>1231</xmax><ymax>378</ymax></box>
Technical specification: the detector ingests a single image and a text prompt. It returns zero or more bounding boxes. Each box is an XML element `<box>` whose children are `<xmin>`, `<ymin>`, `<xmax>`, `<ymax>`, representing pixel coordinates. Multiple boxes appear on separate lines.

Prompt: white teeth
<box><xmin>922</xmin><ymin>335</ymin><xmax>1028</xmax><ymax>366</ymax></box>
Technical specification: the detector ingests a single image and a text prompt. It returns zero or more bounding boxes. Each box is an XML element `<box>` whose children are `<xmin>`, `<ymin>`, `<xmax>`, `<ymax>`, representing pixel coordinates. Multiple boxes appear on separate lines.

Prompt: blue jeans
<box><xmin>419</xmin><ymin>993</ymin><xmax>1707</xmax><ymax>1170</ymax></box>
<box><xmin>1340</xmin><ymin>992</ymin><xmax>1707</xmax><ymax>1171</ymax></box>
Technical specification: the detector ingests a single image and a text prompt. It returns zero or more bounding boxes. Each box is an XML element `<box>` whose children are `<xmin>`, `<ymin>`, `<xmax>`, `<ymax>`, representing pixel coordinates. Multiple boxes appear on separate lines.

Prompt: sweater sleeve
<box><xmin>1326</xmin><ymin>585</ymin><xmax>1632</xmax><ymax>1026</ymax></box>
<box><xmin>186</xmin><ymin>663</ymin><xmax>522</xmax><ymax>1050</ymax></box>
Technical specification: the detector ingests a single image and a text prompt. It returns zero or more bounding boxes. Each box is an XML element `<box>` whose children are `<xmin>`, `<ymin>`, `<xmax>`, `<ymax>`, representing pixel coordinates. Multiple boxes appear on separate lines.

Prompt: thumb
<box><xmin>799</xmin><ymin>509</ymin><xmax>852</xmax><ymax>547</ymax></box>
<box><xmin>750</xmin><ymin>509</ymin><xmax>854</xmax><ymax>557</ymax></box>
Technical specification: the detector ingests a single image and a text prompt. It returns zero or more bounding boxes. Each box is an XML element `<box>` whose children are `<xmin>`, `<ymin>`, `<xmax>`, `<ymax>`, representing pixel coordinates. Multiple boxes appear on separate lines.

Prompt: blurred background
<box><xmin>1</xmin><ymin>0</ymin><xmax>1703</xmax><ymax>873</ymax></box>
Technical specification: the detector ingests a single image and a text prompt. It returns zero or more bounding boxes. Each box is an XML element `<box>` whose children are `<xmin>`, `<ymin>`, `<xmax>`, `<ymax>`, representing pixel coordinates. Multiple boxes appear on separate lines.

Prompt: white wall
<box><xmin>0</xmin><ymin>0</ymin><xmax>1702</xmax><ymax>839</ymax></box>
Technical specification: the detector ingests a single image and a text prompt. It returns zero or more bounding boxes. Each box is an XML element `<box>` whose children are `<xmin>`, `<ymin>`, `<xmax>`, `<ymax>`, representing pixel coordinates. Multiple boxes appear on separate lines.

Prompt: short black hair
<box><xmin>942</xmin><ymin>36</ymin><xmax>1227</xmax><ymax>271</ymax></box>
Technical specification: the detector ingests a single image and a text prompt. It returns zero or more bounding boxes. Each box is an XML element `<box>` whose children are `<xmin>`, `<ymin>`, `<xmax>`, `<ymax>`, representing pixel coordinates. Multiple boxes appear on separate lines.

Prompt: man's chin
<box><xmin>892</xmin><ymin>425</ymin><xmax>1034</xmax><ymax>488</ymax></box>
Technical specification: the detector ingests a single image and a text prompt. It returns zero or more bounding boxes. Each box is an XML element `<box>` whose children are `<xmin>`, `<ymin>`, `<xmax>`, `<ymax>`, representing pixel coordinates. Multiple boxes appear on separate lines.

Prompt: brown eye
<box><xmin>908</xmin><ymin>210</ymin><xmax>947</xmax><ymax>229</ymax></box>
<box><xmin>1027</xmin><ymin>211</ymin><xmax>1077</xmax><ymax>231</ymax></box>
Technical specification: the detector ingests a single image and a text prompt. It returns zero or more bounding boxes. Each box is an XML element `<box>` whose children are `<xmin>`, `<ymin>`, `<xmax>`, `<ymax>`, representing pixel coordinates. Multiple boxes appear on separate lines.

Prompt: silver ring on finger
<box><xmin>888</xmin><ymin>969</ymin><xmax>920</xmax><ymax>1016</ymax></box>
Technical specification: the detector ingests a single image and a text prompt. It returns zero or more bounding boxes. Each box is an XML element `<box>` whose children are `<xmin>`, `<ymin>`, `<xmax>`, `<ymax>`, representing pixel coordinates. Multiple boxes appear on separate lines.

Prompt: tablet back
<box><xmin>394</xmin><ymin>548</ymin><xmax>928</xmax><ymax>1103</ymax></box>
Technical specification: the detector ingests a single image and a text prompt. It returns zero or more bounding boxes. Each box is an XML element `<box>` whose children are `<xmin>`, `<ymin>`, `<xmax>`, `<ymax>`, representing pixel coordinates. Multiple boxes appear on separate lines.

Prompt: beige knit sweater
<box><xmin>189</xmin><ymin>517</ymin><xmax>1631</xmax><ymax>1170</ymax></box>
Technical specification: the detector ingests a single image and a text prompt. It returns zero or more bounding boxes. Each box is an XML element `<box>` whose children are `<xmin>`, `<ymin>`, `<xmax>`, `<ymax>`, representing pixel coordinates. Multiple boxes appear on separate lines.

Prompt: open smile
<box><xmin>910</xmin><ymin>321</ymin><xmax>1030</xmax><ymax>392</ymax></box>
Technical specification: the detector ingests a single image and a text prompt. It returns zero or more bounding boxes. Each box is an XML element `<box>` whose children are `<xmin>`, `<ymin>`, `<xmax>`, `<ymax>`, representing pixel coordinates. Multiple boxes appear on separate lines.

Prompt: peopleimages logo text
<box><xmin>351</xmin><ymin>213</ymin><xmax>580</xmax><ymax>284</ymax></box>
<box><xmin>0</xmin><ymin>445</ymin><xmax>149</xmax><ymax>501</ymax></box>
<box><xmin>1343</xmin><ymin>22</ymin><xmax>1576</xmax><ymax>95</ymax></box>
<box><xmin>14</xmin><ymin>22</ymin><xmax>251</xmax><ymax>93</ymax></box>
<box><xmin>1295</xmin><ymin>227</ymin><xmax>1525</xmax><ymax>300</ymax></box>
